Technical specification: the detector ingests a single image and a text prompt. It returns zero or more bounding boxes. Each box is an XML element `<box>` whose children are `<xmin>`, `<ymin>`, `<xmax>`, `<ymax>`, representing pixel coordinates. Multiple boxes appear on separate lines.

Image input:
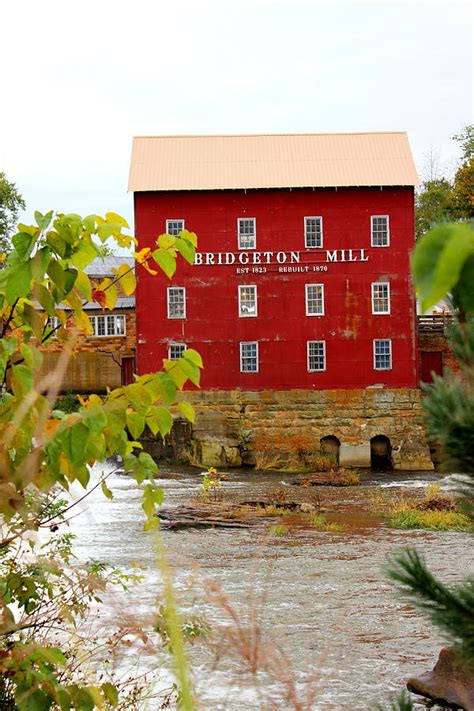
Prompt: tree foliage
<box><xmin>415</xmin><ymin>178</ymin><xmax>453</xmax><ymax>241</ymax></box>
<box><xmin>389</xmin><ymin>222</ymin><xmax>474</xmax><ymax>682</ymax></box>
<box><xmin>0</xmin><ymin>173</ymin><xmax>26</xmax><ymax>254</ymax></box>
<box><xmin>415</xmin><ymin>125</ymin><xmax>474</xmax><ymax>240</ymax></box>
<box><xmin>0</xmin><ymin>211</ymin><xmax>201</xmax><ymax>708</ymax></box>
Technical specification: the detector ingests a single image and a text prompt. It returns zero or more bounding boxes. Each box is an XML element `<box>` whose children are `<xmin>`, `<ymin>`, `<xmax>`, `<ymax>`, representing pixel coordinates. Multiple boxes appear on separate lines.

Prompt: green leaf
<box><xmin>54</xmin><ymin>213</ymin><xmax>83</xmax><ymax>244</ymax></box>
<box><xmin>101</xmin><ymin>682</ymin><xmax>119</xmax><ymax>706</ymax></box>
<box><xmin>59</xmin><ymin>423</ymin><xmax>90</xmax><ymax>467</ymax></box>
<box><xmin>101</xmin><ymin>480</ymin><xmax>113</xmax><ymax>500</ymax></box>
<box><xmin>146</xmin><ymin>406</ymin><xmax>173</xmax><ymax>437</ymax></box>
<box><xmin>5</xmin><ymin>262</ymin><xmax>31</xmax><ymax>302</ymax></box>
<box><xmin>97</xmin><ymin>223</ymin><xmax>119</xmax><ymax>241</ymax></box>
<box><xmin>105</xmin><ymin>211</ymin><xmax>129</xmax><ymax>228</ymax></box>
<box><xmin>175</xmin><ymin>236</ymin><xmax>196</xmax><ymax>265</ymax></box>
<box><xmin>413</xmin><ymin>223</ymin><xmax>474</xmax><ymax>311</ymax></box>
<box><xmin>124</xmin><ymin>382</ymin><xmax>152</xmax><ymax>409</ymax></box>
<box><xmin>32</xmin><ymin>283</ymin><xmax>56</xmax><ymax>317</ymax></box>
<box><xmin>152</xmin><ymin>373</ymin><xmax>177</xmax><ymax>406</ymax></box>
<box><xmin>163</xmin><ymin>361</ymin><xmax>188</xmax><ymax>389</ymax></box>
<box><xmin>126</xmin><ymin>410</ymin><xmax>146</xmax><ymax>439</ymax></box>
<box><xmin>82</xmin><ymin>406</ymin><xmax>107</xmax><ymax>432</ymax></box>
<box><xmin>181</xmin><ymin>229</ymin><xmax>198</xmax><ymax>247</ymax></box>
<box><xmin>70</xmin><ymin>236</ymin><xmax>98</xmax><ymax>270</ymax></box>
<box><xmin>15</xmin><ymin>688</ymin><xmax>51</xmax><ymax>711</ymax></box>
<box><xmin>11</xmin><ymin>364</ymin><xmax>34</xmax><ymax>396</ymax></box>
<box><xmin>35</xmin><ymin>645</ymin><xmax>67</xmax><ymax>666</ymax></box>
<box><xmin>176</xmin><ymin>356</ymin><xmax>200</xmax><ymax>387</ymax></box>
<box><xmin>105</xmin><ymin>402</ymin><xmax>127</xmax><ymax>434</ymax></box>
<box><xmin>12</xmin><ymin>232</ymin><xmax>36</xmax><ymax>261</ymax></box>
<box><xmin>183</xmin><ymin>348</ymin><xmax>203</xmax><ymax>368</ymax></box>
<box><xmin>157</xmin><ymin>233</ymin><xmax>176</xmax><ymax>249</ymax></box>
<box><xmin>82</xmin><ymin>214</ymin><xmax>97</xmax><ymax>233</ymax></box>
<box><xmin>31</xmin><ymin>246</ymin><xmax>52</xmax><ymax>281</ymax></box>
<box><xmin>34</xmin><ymin>210</ymin><xmax>54</xmax><ymax>231</ymax></box>
<box><xmin>85</xmin><ymin>432</ymin><xmax>106</xmax><ymax>461</ymax></box>
<box><xmin>20</xmin><ymin>343</ymin><xmax>43</xmax><ymax>371</ymax></box>
<box><xmin>152</xmin><ymin>248</ymin><xmax>176</xmax><ymax>278</ymax></box>
<box><xmin>46</xmin><ymin>231</ymin><xmax>68</xmax><ymax>258</ymax></box>
<box><xmin>75</xmin><ymin>465</ymin><xmax>90</xmax><ymax>488</ymax></box>
<box><xmin>142</xmin><ymin>482</ymin><xmax>164</xmax><ymax>519</ymax></box>
<box><xmin>178</xmin><ymin>401</ymin><xmax>195</xmax><ymax>423</ymax></box>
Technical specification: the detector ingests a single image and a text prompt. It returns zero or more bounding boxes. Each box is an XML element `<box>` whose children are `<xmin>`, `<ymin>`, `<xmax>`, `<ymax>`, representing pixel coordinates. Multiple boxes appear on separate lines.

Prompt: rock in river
<box><xmin>407</xmin><ymin>647</ymin><xmax>474</xmax><ymax>710</ymax></box>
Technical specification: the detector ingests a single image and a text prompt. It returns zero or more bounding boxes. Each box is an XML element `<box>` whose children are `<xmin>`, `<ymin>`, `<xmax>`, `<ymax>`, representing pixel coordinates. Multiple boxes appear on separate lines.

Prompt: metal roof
<box><xmin>85</xmin><ymin>255</ymin><xmax>134</xmax><ymax>277</ymax></box>
<box><xmin>128</xmin><ymin>132</ymin><xmax>419</xmax><ymax>192</ymax></box>
<box><xmin>82</xmin><ymin>297</ymin><xmax>135</xmax><ymax>310</ymax></box>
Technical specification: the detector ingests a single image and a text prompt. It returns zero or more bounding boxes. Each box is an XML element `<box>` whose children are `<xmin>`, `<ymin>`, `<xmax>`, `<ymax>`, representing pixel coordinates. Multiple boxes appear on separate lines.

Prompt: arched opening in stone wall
<box><xmin>370</xmin><ymin>435</ymin><xmax>393</xmax><ymax>470</ymax></box>
<box><xmin>320</xmin><ymin>435</ymin><xmax>341</xmax><ymax>464</ymax></box>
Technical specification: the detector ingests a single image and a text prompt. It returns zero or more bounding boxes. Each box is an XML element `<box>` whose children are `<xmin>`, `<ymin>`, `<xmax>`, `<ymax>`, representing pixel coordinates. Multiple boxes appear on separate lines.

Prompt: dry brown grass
<box><xmin>203</xmin><ymin>579</ymin><xmax>325</xmax><ymax>710</ymax></box>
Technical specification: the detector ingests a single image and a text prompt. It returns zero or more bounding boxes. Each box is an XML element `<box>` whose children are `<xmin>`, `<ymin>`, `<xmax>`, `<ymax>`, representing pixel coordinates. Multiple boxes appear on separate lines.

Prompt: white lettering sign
<box><xmin>193</xmin><ymin>249</ymin><xmax>370</xmax><ymax>267</ymax></box>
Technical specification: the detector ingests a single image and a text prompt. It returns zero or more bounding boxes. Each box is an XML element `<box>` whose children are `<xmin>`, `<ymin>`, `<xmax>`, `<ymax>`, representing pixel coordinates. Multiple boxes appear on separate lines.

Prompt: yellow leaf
<box><xmin>105</xmin><ymin>284</ymin><xmax>118</xmax><ymax>310</ymax></box>
<box><xmin>134</xmin><ymin>247</ymin><xmax>158</xmax><ymax>276</ymax></box>
<box><xmin>75</xmin><ymin>270</ymin><xmax>92</xmax><ymax>301</ymax></box>
<box><xmin>75</xmin><ymin>310</ymin><xmax>93</xmax><ymax>335</ymax></box>
<box><xmin>113</xmin><ymin>263</ymin><xmax>136</xmax><ymax>296</ymax></box>
<box><xmin>65</xmin><ymin>290</ymin><xmax>83</xmax><ymax>313</ymax></box>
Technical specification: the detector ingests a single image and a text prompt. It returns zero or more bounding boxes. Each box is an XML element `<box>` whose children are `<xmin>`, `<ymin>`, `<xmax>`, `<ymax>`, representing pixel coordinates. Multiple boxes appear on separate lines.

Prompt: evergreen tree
<box><xmin>387</xmin><ymin>221</ymin><xmax>474</xmax><ymax>708</ymax></box>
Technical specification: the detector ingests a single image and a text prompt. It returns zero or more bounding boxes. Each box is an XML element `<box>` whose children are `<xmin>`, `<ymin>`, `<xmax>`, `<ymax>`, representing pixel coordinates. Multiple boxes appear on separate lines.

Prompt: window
<box><xmin>373</xmin><ymin>339</ymin><xmax>392</xmax><ymax>370</ymax></box>
<box><xmin>167</xmin><ymin>287</ymin><xmax>186</xmax><ymax>319</ymax></box>
<box><xmin>307</xmin><ymin>340</ymin><xmax>326</xmax><ymax>372</ymax></box>
<box><xmin>372</xmin><ymin>282</ymin><xmax>390</xmax><ymax>314</ymax></box>
<box><xmin>168</xmin><ymin>343</ymin><xmax>186</xmax><ymax>360</ymax></box>
<box><xmin>238</xmin><ymin>285</ymin><xmax>257</xmax><ymax>317</ymax></box>
<box><xmin>305</xmin><ymin>284</ymin><xmax>324</xmax><ymax>316</ymax></box>
<box><xmin>166</xmin><ymin>219</ymin><xmax>185</xmax><ymax>236</ymax></box>
<box><xmin>89</xmin><ymin>314</ymin><xmax>126</xmax><ymax>337</ymax></box>
<box><xmin>304</xmin><ymin>216</ymin><xmax>323</xmax><ymax>248</ymax></box>
<box><xmin>240</xmin><ymin>341</ymin><xmax>258</xmax><ymax>372</ymax></box>
<box><xmin>371</xmin><ymin>215</ymin><xmax>390</xmax><ymax>247</ymax></box>
<box><xmin>238</xmin><ymin>218</ymin><xmax>256</xmax><ymax>250</ymax></box>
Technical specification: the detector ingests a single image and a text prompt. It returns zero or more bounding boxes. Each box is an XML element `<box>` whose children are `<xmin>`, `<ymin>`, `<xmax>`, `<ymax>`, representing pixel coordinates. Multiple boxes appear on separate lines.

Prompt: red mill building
<box><xmin>129</xmin><ymin>133</ymin><xmax>433</xmax><ymax>471</ymax></box>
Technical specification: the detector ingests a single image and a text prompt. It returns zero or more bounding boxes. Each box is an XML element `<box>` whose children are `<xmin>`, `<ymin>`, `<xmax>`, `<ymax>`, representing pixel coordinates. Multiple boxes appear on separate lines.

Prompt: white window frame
<box><xmin>373</xmin><ymin>339</ymin><xmax>392</xmax><ymax>370</ymax></box>
<box><xmin>304</xmin><ymin>216</ymin><xmax>323</xmax><ymax>248</ymax></box>
<box><xmin>238</xmin><ymin>285</ymin><xmax>258</xmax><ymax>317</ymax></box>
<box><xmin>371</xmin><ymin>282</ymin><xmax>391</xmax><ymax>315</ymax></box>
<box><xmin>305</xmin><ymin>283</ymin><xmax>325</xmax><ymax>316</ymax></box>
<box><xmin>45</xmin><ymin>316</ymin><xmax>60</xmax><ymax>338</ymax></box>
<box><xmin>168</xmin><ymin>343</ymin><xmax>187</xmax><ymax>360</ymax></box>
<box><xmin>166</xmin><ymin>219</ymin><xmax>185</xmax><ymax>236</ymax></box>
<box><xmin>371</xmin><ymin>215</ymin><xmax>390</xmax><ymax>247</ymax></box>
<box><xmin>240</xmin><ymin>341</ymin><xmax>259</xmax><ymax>373</ymax></box>
<box><xmin>89</xmin><ymin>314</ymin><xmax>126</xmax><ymax>338</ymax></box>
<box><xmin>167</xmin><ymin>287</ymin><xmax>186</xmax><ymax>319</ymax></box>
<box><xmin>237</xmin><ymin>217</ymin><xmax>256</xmax><ymax>250</ymax></box>
<box><xmin>307</xmin><ymin>340</ymin><xmax>326</xmax><ymax>372</ymax></box>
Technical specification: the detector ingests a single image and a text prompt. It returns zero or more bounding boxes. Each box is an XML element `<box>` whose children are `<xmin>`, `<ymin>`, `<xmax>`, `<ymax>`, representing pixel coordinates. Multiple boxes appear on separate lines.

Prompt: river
<box><xmin>68</xmin><ymin>463</ymin><xmax>472</xmax><ymax>710</ymax></box>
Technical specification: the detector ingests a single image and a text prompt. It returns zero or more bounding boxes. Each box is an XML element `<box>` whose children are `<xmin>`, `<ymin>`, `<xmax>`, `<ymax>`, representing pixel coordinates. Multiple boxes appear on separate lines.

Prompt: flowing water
<box><xmin>68</xmin><ymin>463</ymin><xmax>472</xmax><ymax>710</ymax></box>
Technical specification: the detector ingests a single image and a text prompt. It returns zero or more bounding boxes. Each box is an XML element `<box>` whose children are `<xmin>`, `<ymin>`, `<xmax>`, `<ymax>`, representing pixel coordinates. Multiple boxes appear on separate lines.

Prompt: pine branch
<box><xmin>422</xmin><ymin>375</ymin><xmax>474</xmax><ymax>479</ymax></box>
<box><xmin>387</xmin><ymin>548</ymin><xmax>474</xmax><ymax>662</ymax></box>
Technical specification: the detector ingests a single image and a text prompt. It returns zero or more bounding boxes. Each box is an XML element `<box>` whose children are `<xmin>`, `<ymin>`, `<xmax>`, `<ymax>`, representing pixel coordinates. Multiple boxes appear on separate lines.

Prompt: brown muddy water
<box><xmin>69</xmin><ymin>463</ymin><xmax>472</xmax><ymax>710</ymax></box>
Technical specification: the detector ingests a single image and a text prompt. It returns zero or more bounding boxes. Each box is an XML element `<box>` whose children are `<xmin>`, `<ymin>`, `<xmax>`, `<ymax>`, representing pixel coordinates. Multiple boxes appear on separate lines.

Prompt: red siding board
<box><xmin>135</xmin><ymin>186</ymin><xmax>418</xmax><ymax>390</ymax></box>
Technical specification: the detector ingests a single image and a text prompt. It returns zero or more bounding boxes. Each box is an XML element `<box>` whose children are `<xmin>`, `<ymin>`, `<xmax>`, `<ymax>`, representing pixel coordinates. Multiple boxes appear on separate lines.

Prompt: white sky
<box><xmin>1</xmin><ymin>0</ymin><xmax>472</xmax><ymax>231</ymax></box>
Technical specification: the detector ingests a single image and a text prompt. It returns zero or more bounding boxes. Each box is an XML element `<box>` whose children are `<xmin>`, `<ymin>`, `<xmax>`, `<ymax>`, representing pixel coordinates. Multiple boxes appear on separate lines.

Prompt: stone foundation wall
<box><xmin>144</xmin><ymin>388</ymin><xmax>434</xmax><ymax>471</ymax></box>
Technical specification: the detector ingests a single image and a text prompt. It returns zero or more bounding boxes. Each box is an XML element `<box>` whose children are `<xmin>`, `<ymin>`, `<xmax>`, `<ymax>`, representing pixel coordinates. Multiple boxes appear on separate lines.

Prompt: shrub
<box><xmin>267</xmin><ymin>524</ymin><xmax>289</xmax><ymax>537</ymax></box>
<box><xmin>389</xmin><ymin>510</ymin><xmax>471</xmax><ymax>532</ymax></box>
<box><xmin>307</xmin><ymin>513</ymin><xmax>346</xmax><ymax>532</ymax></box>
